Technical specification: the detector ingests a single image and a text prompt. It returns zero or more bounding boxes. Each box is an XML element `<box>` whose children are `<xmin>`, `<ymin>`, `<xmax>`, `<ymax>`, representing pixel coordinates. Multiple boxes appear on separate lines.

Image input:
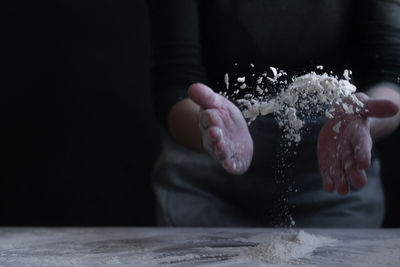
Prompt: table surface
<box><xmin>0</xmin><ymin>227</ymin><xmax>399</xmax><ymax>267</ymax></box>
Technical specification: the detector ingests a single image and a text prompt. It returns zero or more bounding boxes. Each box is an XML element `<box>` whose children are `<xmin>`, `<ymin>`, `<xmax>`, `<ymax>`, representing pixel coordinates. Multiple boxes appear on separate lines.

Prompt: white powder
<box><xmin>234</xmin><ymin>68</ymin><xmax>361</xmax><ymax>143</ymax></box>
<box><xmin>237</xmin><ymin>76</ymin><xmax>246</xmax><ymax>83</ymax></box>
<box><xmin>224</xmin><ymin>73</ymin><xmax>229</xmax><ymax>89</ymax></box>
<box><xmin>154</xmin><ymin>230</ymin><xmax>337</xmax><ymax>266</ymax></box>
<box><xmin>220</xmin><ymin>67</ymin><xmax>363</xmax><ymax>227</ymax></box>
<box><xmin>241</xmin><ymin>230</ymin><xmax>336</xmax><ymax>264</ymax></box>
<box><xmin>343</xmin><ymin>69</ymin><xmax>352</xmax><ymax>80</ymax></box>
<box><xmin>342</xmin><ymin>102</ymin><xmax>354</xmax><ymax>114</ymax></box>
<box><xmin>332</xmin><ymin>121</ymin><xmax>342</xmax><ymax>133</ymax></box>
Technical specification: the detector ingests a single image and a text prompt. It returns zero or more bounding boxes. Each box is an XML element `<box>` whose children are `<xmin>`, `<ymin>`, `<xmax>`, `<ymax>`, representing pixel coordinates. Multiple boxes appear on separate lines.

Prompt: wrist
<box><xmin>168</xmin><ymin>98</ymin><xmax>204</xmax><ymax>151</ymax></box>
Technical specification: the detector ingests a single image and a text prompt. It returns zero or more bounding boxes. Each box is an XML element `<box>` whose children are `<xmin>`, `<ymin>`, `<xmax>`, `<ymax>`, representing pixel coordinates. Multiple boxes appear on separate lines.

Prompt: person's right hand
<box><xmin>188</xmin><ymin>83</ymin><xmax>253</xmax><ymax>175</ymax></box>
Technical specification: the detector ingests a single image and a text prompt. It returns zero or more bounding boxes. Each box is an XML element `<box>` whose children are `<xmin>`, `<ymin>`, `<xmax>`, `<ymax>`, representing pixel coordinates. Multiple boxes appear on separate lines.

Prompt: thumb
<box><xmin>362</xmin><ymin>98</ymin><xmax>399</xmax><ymax>118</ymax></box>
<box><xmin>188</xmin><ymin>83</ymin><xmax>220</xmax><ymax>109</ymax></box>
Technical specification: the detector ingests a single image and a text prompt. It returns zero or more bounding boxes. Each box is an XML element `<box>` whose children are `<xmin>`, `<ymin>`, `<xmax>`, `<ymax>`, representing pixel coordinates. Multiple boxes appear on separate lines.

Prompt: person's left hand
<box><xmin>317</xmin><ymin>93</ymin><xmax>398</xmax><ymax>195</ymax></box>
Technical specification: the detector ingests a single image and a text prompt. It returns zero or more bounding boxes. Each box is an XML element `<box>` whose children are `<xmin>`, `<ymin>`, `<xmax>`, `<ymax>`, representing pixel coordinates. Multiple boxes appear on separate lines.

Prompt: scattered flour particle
<box><xmin>224</xmin><ymin>73</ymin><xmax>229</xmax><ymax>89</ymax></box>
<box><xmin>256</xmin><ymin>85</ymin><xmax>263</xmax><ymax>94</ymax></box>
<box><xmin>250</xmin><ymin>63</ymin><xmax>255</xmax><ymax>68</ymax></box>
<box><xmin>270</xmin><ymin>67</ymin><xmax>278</xmax><ymax>78</ymax></box>
<box><xmin>325</xmin><ymin>110</ymin><xmax>334</xmax><ymax>119</ymax></box>
<box><xmin>343</xmin><ymin>69</ymin><xmax>352</xmax><ymax>80</ymax></box>
<box><xmin>316</xmin><ymin>65</ymin><xmax>324</xmax><ymax>70</ymax></box>
<box><xmin>237</xmin><ymin>76</ymin><xmax>246</xmax><ymax>83</ymax></box>
<box><xmin>333</xmin><ymin>121</ymin><xmax>342</xmax><ymax>133</ymax></box>
<box><xmin>238</xmin><ymin>161</ymin><xmax>242</xmax><ymax>169</ymax></box>
<box><xmin>267</xmin><ymin>66</ymin><xmax>279</xmax><ymax>83</ymax></box>
<box><xmin>350</xmin><ymin>94</ymin><xmax>364</xmax><ymax>107</ymax></box>
<box><xmin>286</xmin><ymin>108</ymin><xmax>304</xmax><ymax>131</ymax></box>
<box><xmin>344</xmin><ymin>161</ymin><xmax>352</xmax><ymax>170</ymax></box>
<box><xmin>240</xmin><ymin>83</ymin><xmax>247</xmax><ymax>89</ymax></box>
<box><xmin>294</xmin><ymin>134</ymin><xmax>301</xmax><ymax>143</ymax></box>
<box><xmin>342</xmin><ymin>102</ymin><xmax>354</xmax><ymax>114</ymax></box>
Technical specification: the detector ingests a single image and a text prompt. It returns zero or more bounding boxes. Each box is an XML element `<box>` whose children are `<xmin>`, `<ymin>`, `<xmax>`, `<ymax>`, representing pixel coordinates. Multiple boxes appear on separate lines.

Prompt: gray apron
<box><xmin>151</xmin><ymin>115</ymin><xmax>384</xmax><ymax>227</ymax></box>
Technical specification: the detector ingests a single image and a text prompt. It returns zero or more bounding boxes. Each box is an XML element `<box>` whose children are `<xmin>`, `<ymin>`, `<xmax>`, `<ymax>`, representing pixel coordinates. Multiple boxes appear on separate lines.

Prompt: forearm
<box><xmin>367</xmin><ymin>86</ymin><xmax>400</xmax><ymax>141</ymax></box>
<box><xmin>168</xmin><ymin>98</ymin><xmax>204</xmax><ymax>151</ymax></box>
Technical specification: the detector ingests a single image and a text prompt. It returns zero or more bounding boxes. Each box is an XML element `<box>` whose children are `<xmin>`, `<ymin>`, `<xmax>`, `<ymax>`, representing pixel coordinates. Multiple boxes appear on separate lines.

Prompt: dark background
<box><xmin>2</xmin><ymin>0</ymin><xmax>400</xmax><ymax>227</ymax></box>
<box><xmin>3</xmin><ymin>0</ymin><xmax>159</xmax><ymax>226</ymax></box>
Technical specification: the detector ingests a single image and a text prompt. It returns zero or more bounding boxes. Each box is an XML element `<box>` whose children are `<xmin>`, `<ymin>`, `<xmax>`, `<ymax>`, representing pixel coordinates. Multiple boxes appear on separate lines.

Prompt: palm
<box><xmin>318</xmin><ymin>111</ymin><xmax>370</xmax><ymax>195</ymax></box>
<box><xmin>189</xmin><ymin>83</ymin><xmax>253</xmax><ymax>175</ymax></box>
<box><xmin>318</xmin><ymin>93</ymin><xmax>398</xmax><ymax>195</ymax></box>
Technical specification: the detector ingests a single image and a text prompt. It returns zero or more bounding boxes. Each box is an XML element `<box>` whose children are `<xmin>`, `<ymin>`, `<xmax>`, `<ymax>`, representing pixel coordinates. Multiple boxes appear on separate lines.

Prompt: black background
<box><xmin>2</xmin><ymin>0</ymin><xmax>399</xmax><ymax>227</ymax></box>
<box><xmin>3</xmin><ymin>0</ymin><xmax>159</xmax><ymax>226</ymax></box>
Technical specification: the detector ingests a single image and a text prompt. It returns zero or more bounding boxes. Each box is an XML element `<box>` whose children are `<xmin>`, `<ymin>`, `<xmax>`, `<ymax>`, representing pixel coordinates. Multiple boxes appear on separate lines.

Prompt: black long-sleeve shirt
<box><xmin>148</xmin><ymin>0</ymin><xmax>400</xmax><ymax>129</ymax></box>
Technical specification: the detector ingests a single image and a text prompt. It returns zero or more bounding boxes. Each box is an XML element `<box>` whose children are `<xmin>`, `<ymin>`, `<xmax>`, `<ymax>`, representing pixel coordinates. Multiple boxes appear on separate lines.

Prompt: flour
<box><xmin>224</xmin><ymin>73</ymin><xmax>229</xmax><ymax>89</ymax></box>
<box><xmin>218</xmin><ymin>66</ymin><xmax>365</xmax><ymax>228</ymax></box>
<box><xmin>154</xmin><ymin>230</ymin><xmax>337</xmax><ymax>266</ymax></box>
<box><xmin>241</xmin><ymin>230</ymin><xmax>337</xmax><ymax>265</ymax></box>
<box><xmin>230</xmin><ymin>67</ymin><xmax>362</xmax><ymax>143</ymax></box>
<box><xmin>332</xmin><ymin>121</ymin><xmax>342</xmax><ymax>133</ymax></box>
<box><xmin>237</xmin><ymin>76</ymin><xmax>246</xmax><ymax>83</ymax></box>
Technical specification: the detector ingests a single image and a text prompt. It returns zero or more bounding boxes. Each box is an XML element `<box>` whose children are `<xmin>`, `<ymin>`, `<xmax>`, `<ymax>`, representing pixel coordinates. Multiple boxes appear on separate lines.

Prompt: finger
<box><xmin>336</xmin><ymin>177</ymin><xmax>350</xmax><ymax>196</ymax></box>
<box><xmin>328</xmin><ymin>154</ymin><xmax>341</xmax><ymax>183</ymax></box>
<box><xmin>214</xmin><ymin>141</ymin><xmax>228</xmax><ymax>161</ymax></box>
<box><xmin>342</xmin><ymin>144</ymin><xmax>355</xmax><ymax>177</ymax></box>
<box><xmin>349</xmin><ymin>166</ymin><xmax>367</xmax><ymax>189</ymax></box>
<box><xmin>322</xmin><ymin>174</ymin><xmax>335</xmax><ymax>192</ymax></box>
<box><xmin>188</xmin><ymin>83</ymin><xmax>221</xmax><ymax>109</ymax></box>
<box><xmin>222</xmin><ymin>158</ymin><xmax>239</xmax><ymax>174</ymax></box>
<box><xmin>329</xmin><ymin>160</ymin><xmax>349</xmax><ymax>196</ymax></box>
<box><xmin>342</xmin><ymin>150</ymin><xmax>366</xmax><ymax>189</ymax></box>
<box><xmin>362</xmin><ymin>99</ymin><xmax>399</xmax><ymax>118</ymax></box>
<box><xmin>223</xmin><ymin>157</ymin><xmax>248</xmax><ymax>175</ymax></box>
<box><xmin>208</xmin><ymin>126</ymin><xmax>224</xmax><ymax>143</ymax></box>
<box><xmin>352</xmin><ymin>133</ymin><xmax>372</xmax><ymax>170</ymax></box>
<box><xmin>199</xmin><ymin>110</ymin><xmax>210</xmax><ymax>130</ymax></box>
<box><xmin>207</xmin><ymin>109</ymin><xmax>224</xmax><ymax>126</ymax></box>
<box><xmin>199</xmin><ymin>109</ymin><xmax>220</xmax><ymax>130</ymax></box>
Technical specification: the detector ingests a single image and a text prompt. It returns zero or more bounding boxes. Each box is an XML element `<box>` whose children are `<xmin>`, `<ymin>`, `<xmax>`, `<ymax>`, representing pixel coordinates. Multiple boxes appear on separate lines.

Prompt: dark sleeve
<box><xmin>351</xmin><ymin>0</ymin><xmax>400</xmax><ymax>93</ymax></box>
<box><xmin>147</xmin><ymin>0</ymin><xmax>208</xmax><ymax>129</ymax></box>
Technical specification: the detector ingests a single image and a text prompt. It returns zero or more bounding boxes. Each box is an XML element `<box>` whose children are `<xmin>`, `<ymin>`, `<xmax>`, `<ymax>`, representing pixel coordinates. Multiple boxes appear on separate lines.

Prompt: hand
<box><xmin>318</xmin><ymin>93</ymin><xmax>399</xmax><ymax>195</ymax></box>
<box><xmin>188</xmin><ymin>83</ymin><xmax>253</xmax><ymax>175</ymax></box>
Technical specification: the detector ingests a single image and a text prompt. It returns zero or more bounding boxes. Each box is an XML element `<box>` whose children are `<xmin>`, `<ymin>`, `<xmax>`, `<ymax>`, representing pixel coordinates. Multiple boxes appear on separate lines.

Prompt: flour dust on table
<box><xmin>1</xmin><ymin>228</ymin><xmax>399</xmax><ymax>266</ymax></box>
